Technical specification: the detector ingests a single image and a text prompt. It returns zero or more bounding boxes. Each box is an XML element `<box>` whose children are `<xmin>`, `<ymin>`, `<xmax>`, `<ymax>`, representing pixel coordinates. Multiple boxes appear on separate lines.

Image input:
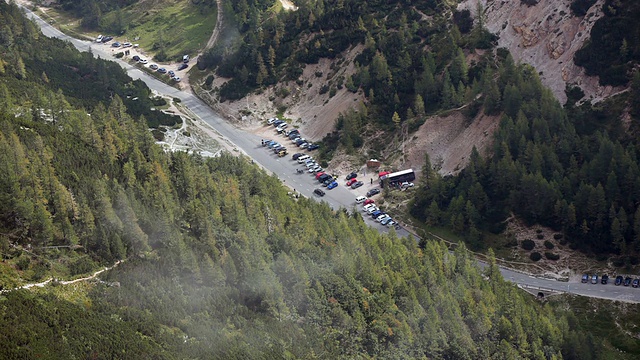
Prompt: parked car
<box><xmin>346</xmin><ymin>172</ymin><xmax>358</xmax><ymax>180</ymax></box>
<box><xmin>177</xmin><ymin>63</ymin><xmax>188</xmax><ymax>71</ymax></box>
<box><xmin>322</xmin><ymin>178</ymin><xmax>333</xmax><ymax>187</ymax></box>
<box><xmin>363</xmin><ymin>203</ymin><xmax>377</xmax><ymax>212</ymax></box>
<box><xmin>96</xmin><ymin>35</ymin><xmax>103</xmax><ymax>42</ymax></box>
<box><xmin>139</xmin><ymin>59</ymin><xmax>148</xmax><ymax>64</ymax></box>
<box><xmin>380</xmin><ymin>216</ymin><xmax>393</xmax><ymax>225</ymax></box>
<box><xmin>581</xmin><ymin>274</ymin><xmax>589</xmax><ymax>283</ymax></box>
<box><xmin>624</xmin><ymin>277</ymin><xmax>632</xmax><ymax>286</ymax></box>
<box><xmin>633</xmin><ymin>279</ymin><xmax>640</xmax><ymax>288</ymax></box>
<box><xmin>168</xmin><ymin>70</ymin><xmax>175</xmax><ymax>77</ymax></box>
<box><xmin>601</xmin><ymin>274</ymin><xmax>609</xmax><ymax>284</ymax></box>
<box><xmin>174</xmin><ymin>77</ymin><xmax>181</xmax><ymax>82</ymax></box>
<box><xmin>376</xmin><ymin>214</ymin><xmax>390</xmax><ymax>222</ymax></box>
<box><xmin>122</xmin><ymin>42</ymin><xmax>132</xmax><ymax>47</ymax></box>
<box><xmin>401</xmin><ymin>182</ymin><xmax>415</xmax><ymax>189</ymax></box>
<box><xmin>101</xmin><ymin>36</ymin><xmax>113</xmax><ymax>43</ymax></box>
<box><xmin>346</xmin><ymin>178</ymin><xmax>357</xmax><ymax>186</ymax></box>
<box><xmin>386</xmin><ymin>220</ymin><xmax>397</xmax><ymax>227</ymax></box>
<box><xmin>355</xmin><ymin>196</ymin><xmax>367</xmax><ymax>204</ymax></box>
<box><xmin>150</xmin><ymin>64</ymin><xmax>159</xmax><ymax>70</ymax></box>
<box><xmin>366</xmin><ymin>188</ymin><xmax>381</xmax><ymax>197</ymax></box>
<box><xmin>327</xmin><ymin>181</ymin><xmax>338</xmax><ymax>190</ymax></box>
<box><xmin>300</xmin><ymin>142</ymin><xmax>309</xmax><ymax>149</ymax></box>
<box><xmin>157</xmin><ymin>68</ymin><xmax>167</xmax><ymax>74</ymax></box>
<box><xmin>314</xmin><ymin>188</ymin><xmax>325</xmax><ymax>197</ymax></box>
<box><xmin>367</xmin><ymin>206</ymin><xmax>380</xmax><ymax>214</ymax></box>
<box><xmin>273</xmin><ymin>120</ymin><xmax>284</xmax><ymax>127</ymax></box>
<box><xmin>315</xmin><ymin>172</ymin><xmax>325</xmax><ymax>179</ymax></box>
<box><xmin>307</xmin><ymin>144</ymin><xmax>319</xmax><ymax>150</ymax></box>
<box><xmin>267</xmin><ymin>117</ymin><xmax>278</xmax><ymax>124</ymax></box>
<box><xmin>371</xmin><ymin>210</ymin><xmax>383</xmax><ymax>218</ymax></box>
<box><xmin>591</xmin><ymin>274</ymin><xmax>598</xmax><ymax>284</ymax></box>
<box><xmin>615</xmin><ymin>275</ymin><xmax>624</xmax><ymax>286</ymax></box>
<box><xmin>351</xmin><ymin>181</ymin><xmax>364</xmax><ymax>189</ymax></box>
<box><xmin>111</xmin><ymin>42</ymin><xmax>121</xmax><ymax>47</ymax></box>
<box><xmin>318</xmin><ymin>174</ymin><xmax>331</xmax><ymax>182</ymax></box>
<box><xmin>132</xmin><ymin>55</ymin><xmax>140</xmax><ymax>61</ymax></box>
<box><xmin>292</xmin><ymin>153</ymin><xmax>304</xmax><ymax>160</ymax></box>
<box><xmin>363</xmin><ymin>199</ymin><xmax>375</xmax><ymax>206</ymax></box>
<box><xmin>278</xmin><ymin>150</ymin><xmax>287</xmax><ymax>157</ymax></box>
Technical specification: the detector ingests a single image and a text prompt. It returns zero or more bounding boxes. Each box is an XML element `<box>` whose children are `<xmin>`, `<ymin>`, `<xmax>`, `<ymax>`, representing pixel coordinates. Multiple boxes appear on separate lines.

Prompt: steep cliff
<box><xmin>458</xmin><ymin>0</ymin><xmax>622</xmax><ymax>104</ymax></box>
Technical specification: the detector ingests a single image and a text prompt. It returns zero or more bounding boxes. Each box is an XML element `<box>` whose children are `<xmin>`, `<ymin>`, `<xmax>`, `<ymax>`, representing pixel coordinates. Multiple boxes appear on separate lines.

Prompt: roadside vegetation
<box><xmin>43</xmin><ymin>0</ymin><xmax>217</xmax><ymax>62</ymax></box>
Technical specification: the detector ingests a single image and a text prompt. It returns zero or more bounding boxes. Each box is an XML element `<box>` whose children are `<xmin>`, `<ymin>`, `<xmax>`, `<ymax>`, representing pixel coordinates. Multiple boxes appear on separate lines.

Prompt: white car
<box><xmin>377</xmin><ymin>214</ymin><xmax>391</xmax><ymax>222</ymax></box>
<box><xmin>95</xmin><ymin>35</ymin><xmax>103</xmax><ymax>42</ymax></box>
<box><xmin>174</xmin><ymin>77</ymin><xmax>181</xmax><ymax>82</ymax></box>
<box><xmin>355</xmin><ymin>196</ymin><xmax>367</xmax><ymax>204</ymax></box>
<box><xmin>139</xmin><ymin>59</ymin><xmax>148</xmax><ymax>64</ymax></box>
<box><xmin>400</xmin><ymin>182</ymin><xmax>415</xmax><ymax>189</ymax></box>
<box><xmin>366</xmin><ymin>206</ymin><xmax>379</xmax><ymax>214</ymax></box>
<box><xmin>267</xmin><ymin>117</ymin><xmax>279</xmax><ymax>124</ymax></box>
<box><xmin>123</xmin><ymin>42</ymin><xmax>132</xmax><ymax>47</ymax></box>
<box><xmin>363</xmin><ymin>203</ymin><xmax>376</xmax><ymax>211</ymax></box>
<box><xmin>297</xmin><ymin>155</ymin><xmax>310</xmax><ymax>163</ymax></box>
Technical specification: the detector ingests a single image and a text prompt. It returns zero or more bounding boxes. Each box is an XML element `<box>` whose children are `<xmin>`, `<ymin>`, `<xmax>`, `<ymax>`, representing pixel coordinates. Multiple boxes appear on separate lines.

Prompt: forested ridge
<box><xmin>200</xmin><ymin>0</ymin><xmax>640</xmax><ymax>255</ymax></box>
<box><xmin>0</xmin><ymin>2</ymin><xmax>630</xmax><ymax>359</ymax></box>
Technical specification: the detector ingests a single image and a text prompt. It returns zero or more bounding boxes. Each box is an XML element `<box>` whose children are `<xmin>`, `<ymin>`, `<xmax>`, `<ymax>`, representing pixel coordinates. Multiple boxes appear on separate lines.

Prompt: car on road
<box><xmin>355</xmin><ymin>196</ymin><xmax>367</xmax><ymax>204</ymax></box>
<box><xmin>591</xmin><ymin>274</ymin><xmax>598</xmax><ymax>284</ymax></box>
<box><xmin>633</xmin><ymin>279</ymin><xmax>640</xmax><ymax>288</ymax></box>
<box><xmin>177</xmin><ymin>63</ymin><xmax>188</xmax><ymax>71</ymax></box>
<box><xmin>351</xmin><ymin>181</ymin><xmax>364</xmax><ymax>189</ymax></box>
<box><xmin>366</xmin><ymin>188</ymin><xmax>381</xmax><ymax>197</ymax></box>
<box><xmin>581</xmin><ymin>274</ymin><xmax>589</xmax><ymax>283</ymax></box>
<box><xmin>158</xmin><ymin>68</ymin><xmax>167</xmax><ymax>74</ymax></box>
<box><xmin>327</xmin><ymin>181</ymin><xmax>338</xmax><ymax>190</ymax></box>
<box><xmin>307</xmin><ymin>144</ymin><xmax>319</xmax><ymax>150</ymax></box>
<box><xmin>624</xmin><ymin>277</ymin><xmax>632</xmax><ymax>286</ymax></box>
<box><xmin>615</xmin><ymin>275</ymin><xmax>624</xmax><ymax>286</ymax></box>
<box><xmin>601</xmin><ymin>274</ymin><xmax>609</xmax><ymax>284</ymax></box>
<box><xmin>150</xmin><ymin>64</ymin><xmax>159</xmax><ymax>70</ymax></box>
<box><xmin>346</xmin><ymin>178</ymin><xmax>358</xmax><ymax>186</ymax></box>
<box><xmin>314</xmin><ymin>188</ymin><xmax>325</xmax><ymax>197</ymax></box>
<box><xmin>346</xmin><ymin>172</ymin><xmax>357</xmax><ymax>180</ymax></box>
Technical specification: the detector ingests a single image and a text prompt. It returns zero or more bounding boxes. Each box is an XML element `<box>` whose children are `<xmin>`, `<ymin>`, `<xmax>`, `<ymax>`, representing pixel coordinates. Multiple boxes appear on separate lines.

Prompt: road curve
<box><xmin>21</xmin><ymin>5</ymin><xmax>640</xmax><ymax>303</ymax></box>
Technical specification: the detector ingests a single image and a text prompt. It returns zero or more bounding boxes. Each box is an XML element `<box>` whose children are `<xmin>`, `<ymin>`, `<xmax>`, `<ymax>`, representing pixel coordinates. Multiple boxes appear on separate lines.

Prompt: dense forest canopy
<box><xmin>0</xmin><ymin>2</ymin><xmax>633</xmax><ymax>358</ymax></box>
<box><xmin>202</xmin><ymin>0</ymin><xmax>640</xmax><ymax>255</ymax></box>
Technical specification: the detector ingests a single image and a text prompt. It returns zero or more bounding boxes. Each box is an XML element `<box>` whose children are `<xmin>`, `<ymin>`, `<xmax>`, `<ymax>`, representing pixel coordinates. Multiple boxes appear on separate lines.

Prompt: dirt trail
<box><xmin>0</xmin><ymin>260</ymin><xmax>125</xmax><ymax>294</ymax></box>
<box><xmin>203</xmin><ymin>0</ymin><xmax>223</xmax><ymax>51</ymax></box>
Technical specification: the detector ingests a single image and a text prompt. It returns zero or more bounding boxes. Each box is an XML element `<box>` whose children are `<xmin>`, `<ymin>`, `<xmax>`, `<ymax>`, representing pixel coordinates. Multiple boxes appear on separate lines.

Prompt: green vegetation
<box><xmin>52</xmin><ymin>0</ymin><xmax>216</xmax><ymax>61</ymax></box>
<box><xmin>3</xmin><ymin>1</ymin><xmax>640</xmax><ymax>358</ymax></box>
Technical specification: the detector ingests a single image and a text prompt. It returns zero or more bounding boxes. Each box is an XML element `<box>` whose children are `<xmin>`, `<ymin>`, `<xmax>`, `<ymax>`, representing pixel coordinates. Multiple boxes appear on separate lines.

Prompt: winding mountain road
<box><xmin>20</xmin><ymin>5</ymin><xmax>640</xmax><ymax>303</ymax></box>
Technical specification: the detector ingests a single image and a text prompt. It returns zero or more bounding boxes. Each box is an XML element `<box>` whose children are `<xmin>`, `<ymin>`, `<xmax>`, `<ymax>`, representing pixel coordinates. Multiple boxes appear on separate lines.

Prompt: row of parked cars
<box><xmin>267</xmin><ymin>118</ymin><xmax>319</xmax><ymax>151</ymax></box>
<box><xmin>581</xmin><ymin>273</ymin><xmax>640</xmax><ymax>287</ymax></box>
<box><xmin>358</xmin><ymin>197</ymin><xmax>399</xmax><ymax>229</ymax></box>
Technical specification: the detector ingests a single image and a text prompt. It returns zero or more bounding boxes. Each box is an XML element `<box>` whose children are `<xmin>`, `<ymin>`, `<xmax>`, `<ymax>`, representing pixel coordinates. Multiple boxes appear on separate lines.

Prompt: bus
<box><xmin>379</xmin><ymin>169</ymin><xmax>415</xmax><ymax>187</ymax></box>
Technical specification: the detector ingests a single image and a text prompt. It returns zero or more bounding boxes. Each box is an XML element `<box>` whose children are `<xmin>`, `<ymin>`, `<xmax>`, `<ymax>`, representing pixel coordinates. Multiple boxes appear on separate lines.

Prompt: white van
<box><xmin>297</xmin><ymin>155</ymin><xmax>310</xmax><ymax>163</ymax></box>
<box><xmin>355</xmin><ymin>196</ymin><xmax>367</xmax><ymax>204</ymax></box>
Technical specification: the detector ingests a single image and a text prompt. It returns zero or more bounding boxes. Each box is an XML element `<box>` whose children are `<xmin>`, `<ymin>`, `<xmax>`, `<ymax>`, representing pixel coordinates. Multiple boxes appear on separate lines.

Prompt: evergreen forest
<box><xmin>197</xmin><ymin>0</ymin><xmax>640</xmax><ymax>256</ymax></box>
<box><xmin>1</xmin><ymin>1</ymin><xmax>638</xmax><ymax>358</ymax></box>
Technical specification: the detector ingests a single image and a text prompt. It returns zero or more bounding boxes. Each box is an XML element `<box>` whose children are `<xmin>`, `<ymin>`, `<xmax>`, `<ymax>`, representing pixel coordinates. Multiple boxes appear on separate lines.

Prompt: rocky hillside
<box><xmin>458</xmin><ymin>0</ymin><xmax>621</xmax><ymax>104</ymax></box>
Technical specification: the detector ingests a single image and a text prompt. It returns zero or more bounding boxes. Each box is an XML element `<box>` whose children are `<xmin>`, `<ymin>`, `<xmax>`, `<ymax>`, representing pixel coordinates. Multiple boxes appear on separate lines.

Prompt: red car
<box><xmin>363</xmin><ymin>199</ymin><xmax>375</xmax><ymax>205</ymax></box>
<box><xmin>346</xmin><ymin>178</ymin><xmax>358</xmax><ymax>186</ymax></box>
<box><xmin>315</xmin><ymin>172</ymin><xmax>325</xmax><ymax>179</ymax></box>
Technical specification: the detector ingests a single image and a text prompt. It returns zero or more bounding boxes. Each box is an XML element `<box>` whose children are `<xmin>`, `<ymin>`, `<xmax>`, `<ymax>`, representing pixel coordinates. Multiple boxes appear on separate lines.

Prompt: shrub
<box><xmin>612</xmin><ymin>257</ymin><xmax>625</xmax><ymax>267</ymax></box>
<box><xmin>536</xmin><ymin>234</ymin><xmax>544</xmax><ymax>239</ymax></box>
<box><xmin>315</xmin><ymin>71</ymin><xmax>323</xmax><ymax>78</ymax></box>
<box><xmin>545</xmin><ymin>252</ymin><xmax>560</xmax><ymax>261</ymax></box>
<box><xmin>530</xmin><ymin>252</ymin><xmax>542</xmax><ymax>261</ymax></box>
<box><xmin>544</xmin><ymin>240</ymin><xmax>554</xmax><ymax>249</ymax></box>
<box><xmin>521</xmin><ymin>239</ymin><xmax>535</xmax><ymax>251</ymax></box>
<box><xmin>535</xmin><ymin>229</ymin><xmax>543</xmax><ymax>234</ymax></box>
<box><xmin>630</xmin><ymin>256</ymin><xmax>640</xmax><ymax>266</ymax></box>
<box><xmin>173</xmin><ymin>97</ymin><xmax>181</xmax><ymax>103</ymax></box>
<box><xmin>319</xmin><ymin>84</ymin><xmax>329</xmax><ymax>95</ymax></box>
<box><xmin>114</xmin><ymin>52</ymin><xmax>124</xmax><ymax>59</ymax></box>
<box><xmin>205</xmin><ymin>75</ymin><xmax>215</xmax><ymax>87</ymax></box>
<box><xmin>553</xmin><ymin>233</ymin><xmax>563</xmax><ymax>240</ymax></box>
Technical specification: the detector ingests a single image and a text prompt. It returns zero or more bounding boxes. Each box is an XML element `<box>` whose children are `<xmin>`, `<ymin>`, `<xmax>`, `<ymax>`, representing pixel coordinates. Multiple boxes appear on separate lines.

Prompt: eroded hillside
<box><xmin>458</xmin><ymin>0</ymin><xmax>621</xmax><ymax>104</ymax></box>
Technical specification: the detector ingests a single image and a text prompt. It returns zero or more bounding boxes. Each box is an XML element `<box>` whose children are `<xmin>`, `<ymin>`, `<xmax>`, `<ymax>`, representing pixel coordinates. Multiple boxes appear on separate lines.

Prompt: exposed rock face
<box><xmin>458</xmin><ymin>0</ymin><xmax>621</xmax><ymax>104</ymax></box>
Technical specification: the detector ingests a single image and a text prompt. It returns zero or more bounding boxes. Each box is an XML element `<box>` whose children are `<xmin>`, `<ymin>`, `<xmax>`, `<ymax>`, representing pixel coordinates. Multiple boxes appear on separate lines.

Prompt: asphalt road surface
<box><xmin>23</xmin><ymin>6</ymin><xmax>640</xmax><ymax>303</ymax></box>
